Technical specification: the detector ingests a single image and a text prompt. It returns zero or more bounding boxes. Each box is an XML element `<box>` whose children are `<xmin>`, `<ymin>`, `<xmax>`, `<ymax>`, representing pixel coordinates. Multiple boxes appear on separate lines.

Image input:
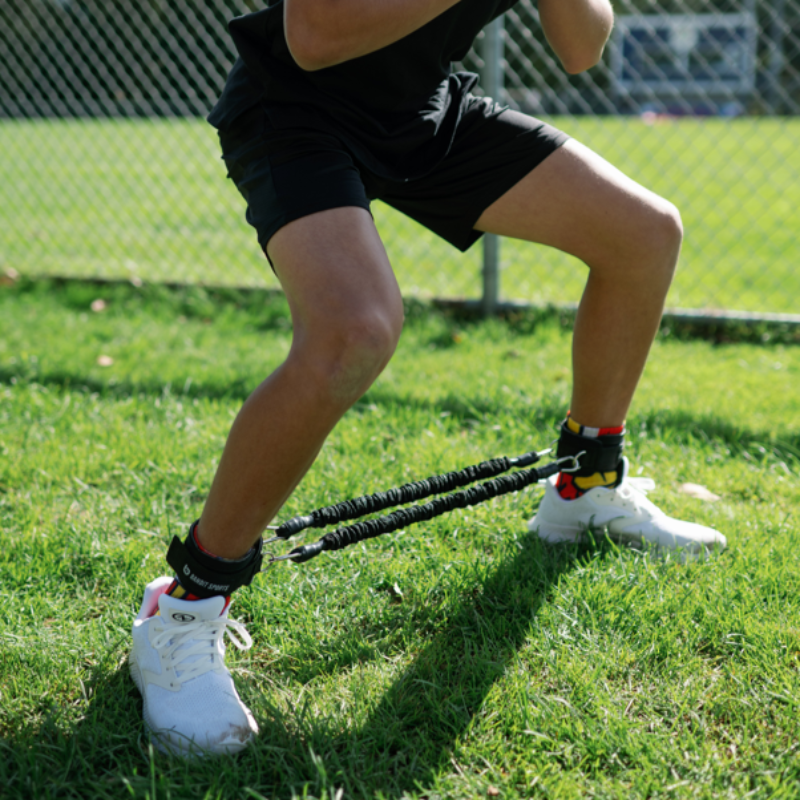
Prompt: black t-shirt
<box><xmin>208</xmin><ymin>0</ymin><xmax>519</xmax><ymax>180</ymax></box>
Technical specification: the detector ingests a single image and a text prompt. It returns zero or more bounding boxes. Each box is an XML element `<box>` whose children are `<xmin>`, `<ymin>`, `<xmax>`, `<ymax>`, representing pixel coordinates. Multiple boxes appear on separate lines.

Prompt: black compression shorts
<box><xmin>218</xmin><ymin>95</ymin><xmax>569</xmax><ymax>254</ymax></box>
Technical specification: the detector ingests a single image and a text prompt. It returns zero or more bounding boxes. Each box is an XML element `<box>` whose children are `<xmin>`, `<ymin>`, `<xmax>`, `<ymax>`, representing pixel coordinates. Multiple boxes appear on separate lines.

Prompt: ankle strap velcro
<box><xmin>556</xmin><ymin>424</ymin><xmax>623</xmax><ymax>476</ymax></box>
<box><xmin>166</xmin><ymin>529</ymin><xmax>263</xmax><ymax>598</ymax></box>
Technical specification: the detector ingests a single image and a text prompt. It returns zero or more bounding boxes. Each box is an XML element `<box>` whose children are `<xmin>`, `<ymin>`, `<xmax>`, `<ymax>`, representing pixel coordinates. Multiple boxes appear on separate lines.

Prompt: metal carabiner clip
<box><xmin>556</xmin><ymin>450</ymin><xmax>586</xmax><ymax>474</ymax></box>
<box><xmin>268</xmin><ymin>550</ymin><xmax>302</xmax><ymax>564</ymax></box>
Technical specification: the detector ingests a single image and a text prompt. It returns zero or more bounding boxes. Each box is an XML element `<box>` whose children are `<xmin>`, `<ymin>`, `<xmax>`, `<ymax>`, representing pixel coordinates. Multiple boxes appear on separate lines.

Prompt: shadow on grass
<box><xmin>633</xmin><ymin>408</ymin><xmax>800</xmax><ymax>462</ymax></box>
<box><xmin>0</xmin><ymin>365</ymin><xmax>259</xmax><ymax>404</ymax></box>
<box><xmin>0</xmin><ymin>361</ymin><xmax>564</xmax><ymax>428</ymax></box>
<box><xmin>0</xmin><ymin>532</ymin><xmax>590</xmax><ymax>799</ymax></box>
<box><xmin>235</xmin><ymin>533</ymin><xmax>590</xmax><ymax>799</ymax></box>
<box><xmin>3</xmin><ymin>362</ymin><xmax>798</xmax><ymax>462</ymax></box>
<box><xmin>0</xmin><ymin>643</ymin><xmax>152</xmax><ymax>798</ymax></box>
<box><xmin>278</xmin><ymin>533</ymin><xmax>584</xmax><ymax>799</ymax></box>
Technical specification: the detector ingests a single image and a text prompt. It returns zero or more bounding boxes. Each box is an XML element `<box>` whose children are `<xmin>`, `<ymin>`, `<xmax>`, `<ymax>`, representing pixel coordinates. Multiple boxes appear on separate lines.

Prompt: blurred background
<box><xmin>1</xmin><ymin>0</ymin><xmax>798</xmax><ymax>317</ymax></box>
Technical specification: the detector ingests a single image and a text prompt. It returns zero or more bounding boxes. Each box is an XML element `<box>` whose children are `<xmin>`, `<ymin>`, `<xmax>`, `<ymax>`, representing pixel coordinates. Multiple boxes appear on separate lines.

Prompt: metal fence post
<box><xmin>768</xmin><ymin>0</ymin><xmax>788</xmax><ymax>112</ymax></box>
<box><xmin>482</xmin><ymin>16</ymin><xmax>503</xmax><ymax>316</ymax></box>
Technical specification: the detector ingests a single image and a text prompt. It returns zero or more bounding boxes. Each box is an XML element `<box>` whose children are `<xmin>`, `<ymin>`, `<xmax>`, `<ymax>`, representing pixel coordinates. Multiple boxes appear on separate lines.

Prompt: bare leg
<box><xmin>197</xmin><ymin>207</ymin><xmax>404</xmax><ymax>558</ymax></box>
<box><xmin>475</xmin><ymin>138</ymin><xmax>682</xmax><ymax>428</ymax></box>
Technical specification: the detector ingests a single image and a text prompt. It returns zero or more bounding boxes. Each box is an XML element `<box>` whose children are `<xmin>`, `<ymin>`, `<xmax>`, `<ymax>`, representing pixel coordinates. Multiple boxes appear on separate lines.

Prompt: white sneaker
<box><xmin>130</xmin><ymin>576</ymin><xmax>259</xmax><ymax>756</ymax></box>
<box><xmin>529</xmin><ymin>458</ymin><xmax>727</xmax><ymax>560</ymax></box>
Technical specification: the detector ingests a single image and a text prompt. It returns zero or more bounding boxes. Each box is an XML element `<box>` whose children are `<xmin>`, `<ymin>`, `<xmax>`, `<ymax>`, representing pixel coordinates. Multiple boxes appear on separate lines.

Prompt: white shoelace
<box><xmin>151</xmin><ymin>617</ymin><xmax>252</xmax><ymax>685</ymax></box>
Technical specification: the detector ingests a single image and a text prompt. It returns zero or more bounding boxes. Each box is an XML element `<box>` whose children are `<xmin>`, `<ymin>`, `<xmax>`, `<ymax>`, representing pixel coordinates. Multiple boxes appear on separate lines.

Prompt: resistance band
<box><xmin>264</xmin><ymin>448</ymin><xmax>582</xmax><ymax>566</ymax></box>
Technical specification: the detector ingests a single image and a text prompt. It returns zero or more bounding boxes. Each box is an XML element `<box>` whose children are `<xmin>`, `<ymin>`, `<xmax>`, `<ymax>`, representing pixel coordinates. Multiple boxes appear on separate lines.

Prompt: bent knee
<box><xmin>636</xmin><ymin>195</ymin><xmax>683</xmax><ymax>257</ymax></box>
<box><xmin>334</xmin><ymin>309</ymin><xmax>403</xmax><ymax>374</ymax></box>
<box><xmin>651</xmin><ymin>198</ymin><xmax>683</xmax><ymax>258</ymax></box>
<box><xmin>608</xmin><ymin>196</ymin><xmax>683</xmax><ymax>279</ymax></box>
<box><xmin>293</xmin><ymin>306</ymin><xmax>404</xmax><ymax>403</ymax></box>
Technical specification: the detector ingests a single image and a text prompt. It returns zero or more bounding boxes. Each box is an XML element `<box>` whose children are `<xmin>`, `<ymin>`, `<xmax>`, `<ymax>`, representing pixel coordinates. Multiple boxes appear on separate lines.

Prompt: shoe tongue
<box><xmin>158</xmin><ymin>592</ymin><xmax>226</xmax><ymax>624</ymax></box>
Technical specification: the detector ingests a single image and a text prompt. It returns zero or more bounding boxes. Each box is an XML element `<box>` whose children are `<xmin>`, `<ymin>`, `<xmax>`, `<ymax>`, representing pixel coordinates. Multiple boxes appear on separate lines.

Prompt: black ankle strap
<box><xmin>166</xmin><ymin>525</ymin><xmax>263</xmax><ymax>598</ymax></box>
<box><xmin>556</xmin><ymin>424</ymin><xmax>623</xmax><ymax>476</ymax></box>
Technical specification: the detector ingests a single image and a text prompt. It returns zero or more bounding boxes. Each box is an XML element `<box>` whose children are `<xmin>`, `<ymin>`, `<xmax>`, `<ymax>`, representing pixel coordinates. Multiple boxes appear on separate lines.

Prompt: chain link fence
<box><xmin>1</xmin><ymin>0</ymin><xmax>799</xmax><ymax>316</ymax></box>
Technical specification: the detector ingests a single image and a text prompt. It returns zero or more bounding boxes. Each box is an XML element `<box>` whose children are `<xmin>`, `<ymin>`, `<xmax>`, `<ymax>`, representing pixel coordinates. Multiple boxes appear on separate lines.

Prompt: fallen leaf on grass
<box><xmin>0</xmin><ymin>267</ymin><xmax>20</xmax><ymax>286</ymax></box>
<box><xmin>679</xmin><ymin>483</ymin><xmax>721</xmax><ymax>502</ymax></box>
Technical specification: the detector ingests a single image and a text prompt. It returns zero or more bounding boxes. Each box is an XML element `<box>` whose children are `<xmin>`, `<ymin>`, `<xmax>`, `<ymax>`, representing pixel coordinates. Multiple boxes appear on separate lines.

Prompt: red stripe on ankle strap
<box><xmin>598</xmin><ymin>424</ymin><xmax>625</xmax><ymax>436</ymax></box>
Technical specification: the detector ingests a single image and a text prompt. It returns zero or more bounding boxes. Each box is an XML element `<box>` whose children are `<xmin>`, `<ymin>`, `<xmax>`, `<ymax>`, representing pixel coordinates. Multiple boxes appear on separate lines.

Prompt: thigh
<box><xmin>220</xmin><ymin>107</ymin><xmax>402</xmax><ymax>333</ymax></box>
<box><xmin>474</xmin><ymin>138</ymin><xmax>680</xmax><ymax>273</ymax></box>
<box><xmin>378</xmin><ymin>97</ymin><xmax>569</xmax><ymax>252</ymax></box>
<box><xmin>219</xmin><ymin>104</ymin><xmax>372</xmax><ymax>255</ymax></box>
<box><xmin>267</xmin><ymin>206</ymin><xmax>404</xmax><ymax>340</ymax></box>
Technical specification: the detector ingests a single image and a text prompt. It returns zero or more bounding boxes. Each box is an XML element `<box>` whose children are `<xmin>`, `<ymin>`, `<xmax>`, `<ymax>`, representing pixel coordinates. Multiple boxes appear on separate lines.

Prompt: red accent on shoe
<box><xmin>165</xmin><ymin>576</ymin><xmax>214</xmax><ymax>604</ymax></box>
<box><xmin>165</xmin><ymin>578</ymin><xmax>201</xmax><ymax>600</ymax></box>
<box><xmin>555</xmin><ymin>472</ymin><xmax>581</xmax><ymax>500</ymax></box>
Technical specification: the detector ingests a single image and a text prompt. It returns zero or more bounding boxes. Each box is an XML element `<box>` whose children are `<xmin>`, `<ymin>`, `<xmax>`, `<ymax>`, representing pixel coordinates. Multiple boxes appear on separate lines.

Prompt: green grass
<box><xmin>1</xmin><ymin>117</ymin><xmax>799</xmax><ymax>313</ymax></box>
<box><xmin>1</xmin><ymin>280</ymin><xmax>800</xmax><ymax>799</ymax></box>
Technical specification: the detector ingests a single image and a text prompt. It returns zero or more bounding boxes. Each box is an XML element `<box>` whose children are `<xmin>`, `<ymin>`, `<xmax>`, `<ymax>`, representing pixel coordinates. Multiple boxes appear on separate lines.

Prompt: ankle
<box><xmin>165</xmin><ymin>522</ymin><xmax>263</xmax><ymax>600</ymax></box>
<box><xmin>555</xmin><ymin>414</ymin><xmax>625</xmax><ymax>500</ymax></box>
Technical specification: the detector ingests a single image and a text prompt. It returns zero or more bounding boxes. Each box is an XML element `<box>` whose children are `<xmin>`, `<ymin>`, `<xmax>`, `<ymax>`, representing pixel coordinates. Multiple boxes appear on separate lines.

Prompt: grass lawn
<box><xmin>1</xmin><ymin>116</ymin><xmax>799</xmax><ymax>314</ymax></box>
<box><xmin>1</xmin><ymin>280</ymin><xmax>799</xmax><ymax>799</ymax></box>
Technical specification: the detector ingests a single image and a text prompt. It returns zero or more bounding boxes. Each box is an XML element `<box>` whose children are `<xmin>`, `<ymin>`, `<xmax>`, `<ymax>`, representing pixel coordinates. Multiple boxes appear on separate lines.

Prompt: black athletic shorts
<box><xmin>218</xmin><ymin>96</ymin><xmax>569</xmax><ymax>254</ymax></box>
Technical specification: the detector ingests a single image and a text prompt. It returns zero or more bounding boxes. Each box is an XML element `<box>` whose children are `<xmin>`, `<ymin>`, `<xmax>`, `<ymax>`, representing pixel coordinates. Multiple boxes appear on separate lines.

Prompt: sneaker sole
<box><xmin>528</xmin><ymin>517</ymin><xmax>601</xmax><ymax>544</ymax></box>
<box><xmin>532</xmin><ymin>519</ymin><xmax>718</xmax><ymax>564</ymax></box>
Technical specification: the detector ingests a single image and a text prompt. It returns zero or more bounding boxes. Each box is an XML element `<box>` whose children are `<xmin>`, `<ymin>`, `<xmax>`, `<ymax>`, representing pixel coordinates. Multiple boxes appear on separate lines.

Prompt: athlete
<box><xmin>129</xmin><ymin>0</ymin><xmax>728</xmax><ymax>756</ymax></box>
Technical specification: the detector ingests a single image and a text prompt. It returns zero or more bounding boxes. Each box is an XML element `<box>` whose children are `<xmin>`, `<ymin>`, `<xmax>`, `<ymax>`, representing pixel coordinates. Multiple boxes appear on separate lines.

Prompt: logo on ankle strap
<box><xmin>167</xmin><ymin>534</ymin><xmax>264</xmax><ymax>599</ymax></box>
